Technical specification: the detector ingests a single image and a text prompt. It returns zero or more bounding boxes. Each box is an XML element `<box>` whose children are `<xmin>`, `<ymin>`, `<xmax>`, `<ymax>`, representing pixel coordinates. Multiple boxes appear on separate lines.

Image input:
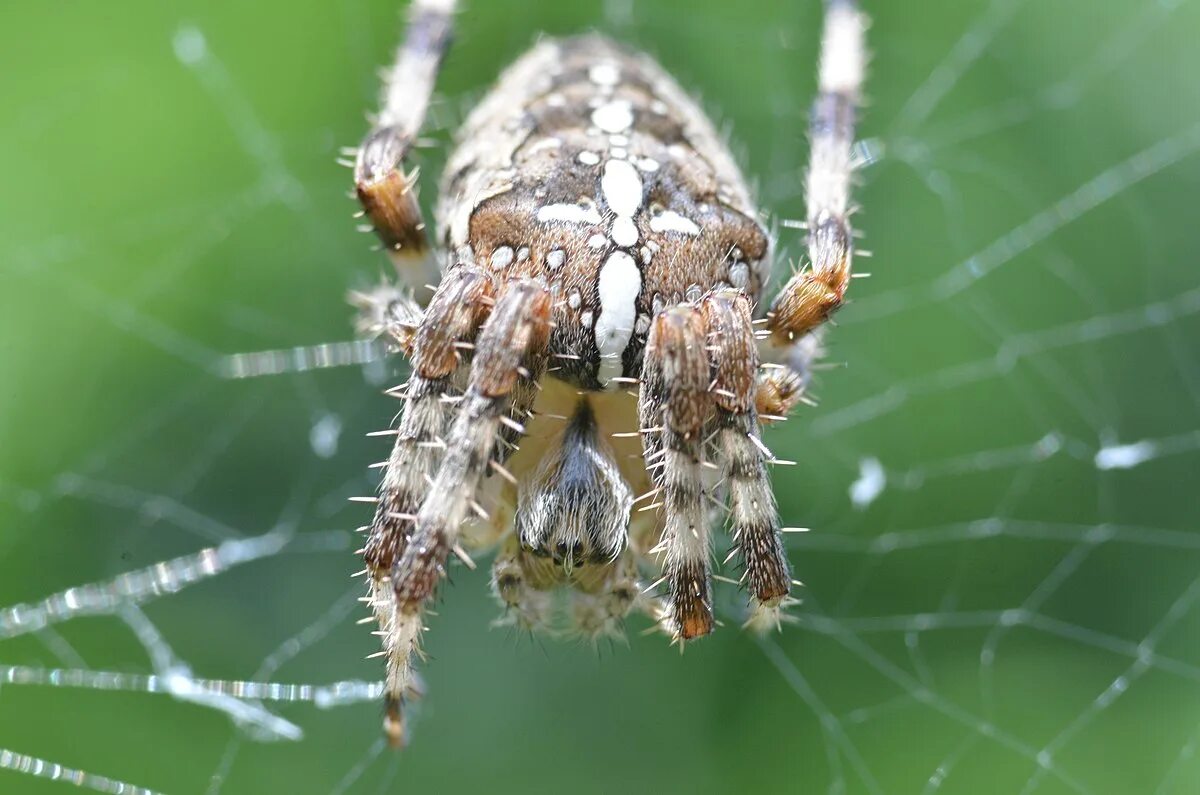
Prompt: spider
<box><xmin>349</xmin><ymin>0</ymin><xmax>866</xmax><ymax>747</ymax></box>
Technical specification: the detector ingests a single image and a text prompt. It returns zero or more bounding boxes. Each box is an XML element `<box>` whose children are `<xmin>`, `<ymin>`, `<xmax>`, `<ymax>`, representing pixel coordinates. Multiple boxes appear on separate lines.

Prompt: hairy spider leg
<box><xmin>355</xmin><ymin>0</ymin><xmax>457</xmax><ymax>295</ymax></box>
<box><xmin>701</xmin><ymin>291</ymin><xmax>794</xmax><ymax>627</ymax></box>
<box><xmin>764</xmin><ymin>0</ymin><xmax>866</xmax><ymax>384</ymax></box>
<box><xmin>639</xmin><ymin>306</ymin><xmax>715</xmax><ymax>640</ymax></box>
<box><xmin>382</xmin><ymin>279</ymin><xmax>551</xmax><ymax>744</ymax></box>
<box><xmin>363</xmin><ymin>268</ymin><xmax>490</xmax><ymax>747</ymax></box>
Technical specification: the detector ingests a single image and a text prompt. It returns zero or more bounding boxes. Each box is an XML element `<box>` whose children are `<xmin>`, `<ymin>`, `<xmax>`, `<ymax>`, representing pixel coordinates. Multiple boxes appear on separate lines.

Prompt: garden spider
<box><xmin>350</xmin><ymin>0</ymin><xmax>866</xmax><ymax>746</ymax></box>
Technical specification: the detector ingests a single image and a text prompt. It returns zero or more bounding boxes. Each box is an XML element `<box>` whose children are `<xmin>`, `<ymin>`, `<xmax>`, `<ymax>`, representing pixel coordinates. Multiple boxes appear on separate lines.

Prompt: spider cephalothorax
<box><xmin>352</xmin><ymin>0</ymin><xmax>866</xmax><ymax>746</ymax></box>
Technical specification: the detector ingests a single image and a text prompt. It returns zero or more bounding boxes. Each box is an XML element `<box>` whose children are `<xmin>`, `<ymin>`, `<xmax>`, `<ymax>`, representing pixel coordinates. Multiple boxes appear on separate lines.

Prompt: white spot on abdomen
<box><xmin>601</xmin><ymin>159</ymin><xmax>643</xmax><ymax>250</ymax></box>
<box><xmin>601</xmin><ymin>160</ymin><xmax>643</xmax><ymax>217</ymax></box>
<box><xmin>589</xmin><ymin>62</ymin><xmax>620</xmax><ymax>86</ymax></box>
<box><xmin>537</xmin><ymin>203</ymin><xmax>603</xmax><ymax>225</ymax></box>
<box><xmin>612</xmin><ymin>217</ymin><xmax>638</xmax><ymax>247</ymax></box>
<box><xmin>490</xmin><ymin>246</ymin><xmax>514</xmax><ymax>269</ymax></box>
<box><xmin>649</xmin><ymin>210</ymin><xmax>701</xmax><ymax>236</ymax></box>
<box><xmin>527</xmin><ymin>137</ymin><xmax>563</xmax><ymax>154</ymax></box>
<box><xmin>592</xmin><ymin>100</ymin><xmax>634</xmax><ymax>134</ymax></box>
<box><xmin>595</xmin><ymin>251</ymin><xmax>641</xmax><ymax>387</ymax></box>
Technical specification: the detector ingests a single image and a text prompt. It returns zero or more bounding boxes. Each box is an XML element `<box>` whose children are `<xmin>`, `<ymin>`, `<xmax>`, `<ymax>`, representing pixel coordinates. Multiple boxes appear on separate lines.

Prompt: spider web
<box><xmin>2</xmin><ymin>1</ymin><xmax>1199</xmax><ymax>793</ymax></box>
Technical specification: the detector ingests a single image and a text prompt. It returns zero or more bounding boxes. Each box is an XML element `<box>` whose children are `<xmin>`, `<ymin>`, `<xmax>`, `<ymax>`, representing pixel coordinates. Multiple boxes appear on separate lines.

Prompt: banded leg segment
<box><xmin>766</xmin><ymin>0</ymin><xmax>865</xmax><ymax>351</ymax></box>
<box><xmin>639</xmin><ymin>306</ymin><xmax>715</xmax><ymax>640</ymax></box>
<box><xmin>393</xmin><ymin>280</ymin><xmax>553</xmax><ymax>606</ymax></box>
<box><xmin>364</xmin><ymin>269</ymin><xmax>492</xmax><ymax>577</ymax></box>
<box><xmin>363</xmin><ymin>267</ymin><xmax>491</xmax><ymax>747</ymax></box>
<box><xmin>702</xmin><ymin>292</ymin><xmax>792</xmax><ymax>611</ymax></box>
<box><xmin>355</xmin><ymin>0</ymin><xmax>456</xmax><ymax>290</ymax></box>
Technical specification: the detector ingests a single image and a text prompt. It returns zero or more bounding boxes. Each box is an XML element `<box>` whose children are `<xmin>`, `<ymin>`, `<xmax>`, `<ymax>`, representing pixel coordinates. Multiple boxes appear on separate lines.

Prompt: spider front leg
<box><xmin>764</xmin><ymin>0</ymin><xmax>865</xmax><ymax>388</ymax></box>
<box><xmin>364</xmin><ymin>270</ymin><xmax>491</xmax><ymax>575</ymax></box>
<box><xmin>702</xmin><ymin>291</ymin><xmax>793</xmax><ymax>626</ymax></box>
<box><xmin>393</xmin><ymin>279</ymin><xmax>551</xmax><ymax>604</ymax></box>
<box><xmin>369</xmin><ymin>276</ymin><xmax>549</xmax><ymax>746</ymax></box>
<box><xmin>354</xmin><ymin>0</ymin><xmax>456</xmax><ymax>294</ymax></box>
<box><xmin>363</xmin><ymin>268</ymin><xmax>491</xmax><ymax>746</ymax></box>
<box><xmin>639</xmin><ymin>306</ymin><xmax>716</xmax><ymax>640</ymax></box>
<box><xmin>375</xmin><ymin>280</ymin><xmax>554</xmax><ymax>742</ymax></box>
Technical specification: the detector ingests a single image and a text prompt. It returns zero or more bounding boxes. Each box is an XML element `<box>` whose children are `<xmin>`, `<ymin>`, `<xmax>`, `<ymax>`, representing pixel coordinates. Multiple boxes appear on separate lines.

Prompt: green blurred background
<box><xmin>2</xmin><ymin>1</ymin><xmax>1199</xmax><ymax>793</ymax></box>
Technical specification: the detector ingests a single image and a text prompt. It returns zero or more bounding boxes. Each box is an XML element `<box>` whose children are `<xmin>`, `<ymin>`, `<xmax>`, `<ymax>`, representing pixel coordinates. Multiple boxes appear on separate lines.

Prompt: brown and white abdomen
<box><xmin>437</xmin><ymin>35</ymin><xmax>770</xmax><ymax>390</ymax></box>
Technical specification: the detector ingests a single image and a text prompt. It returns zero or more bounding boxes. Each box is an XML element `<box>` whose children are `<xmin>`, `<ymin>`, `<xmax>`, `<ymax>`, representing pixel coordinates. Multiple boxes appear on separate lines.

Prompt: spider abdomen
<box><xmin>437</xmin><ymin>35</ymin><xmax>770</xmax><ymax>390</ymax></box>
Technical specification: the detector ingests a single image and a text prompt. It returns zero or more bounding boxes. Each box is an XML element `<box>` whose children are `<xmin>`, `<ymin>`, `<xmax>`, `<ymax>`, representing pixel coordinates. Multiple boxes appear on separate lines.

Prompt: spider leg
<box><xmin>763</xmin><ymin>0</ymin><xmax>865</xmax><ymax>394</ymax></box>
<box><xmin>364</xmin><ymin>270</ymin><xmax>491</xmax><ymax>581</ymax></box>
<box><xmin>369</xmin><ymin>274</ymin><xmax>552</xmax><ymax>746</ymax></box>
<box><xmin>702</xmin><ymin>290</ymin><xmax>793</xmax><ymax>622</ymax></box>
<box><xmin>363</xmin><ymin>268</ymin><xmax>491</xmax><ymax>747</ymax></box>
<box><xmin>639</xmin><ymin>305</ymin><xmax>716</xmax><ymax>640</ymax></box>
<box><xmin>370</xmin><ymin>277</ymin><xmax>550</xmax><ymax>746</ymax></box>
<box><xmin>393</xmin><ymin>279</ymin><xmax>551</xmax><ymax>604</ymax></box>
<box><xmin>355</xmin><ymin>0</ymin><xmax>457</xmax><ymax>293</ymax></box>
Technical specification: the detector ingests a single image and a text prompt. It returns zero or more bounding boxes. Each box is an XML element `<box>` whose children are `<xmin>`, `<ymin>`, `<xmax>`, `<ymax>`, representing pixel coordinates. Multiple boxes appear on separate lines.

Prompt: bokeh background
<box><xmin>2</xmin><ymin>1</ymin><xmax>1199</xmax><ymax>793</ymax></box>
